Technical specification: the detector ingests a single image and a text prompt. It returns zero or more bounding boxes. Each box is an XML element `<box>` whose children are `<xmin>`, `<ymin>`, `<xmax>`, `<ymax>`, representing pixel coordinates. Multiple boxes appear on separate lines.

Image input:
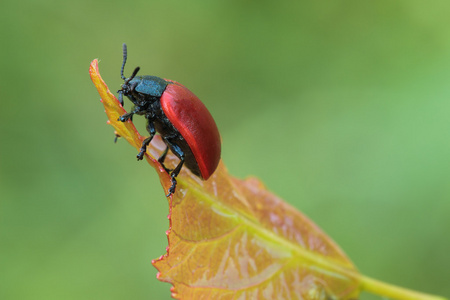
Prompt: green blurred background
<box><xmin>1</xmin><ymin>1</ymin><xmax>449</xmax><ymax>299</ymax></box>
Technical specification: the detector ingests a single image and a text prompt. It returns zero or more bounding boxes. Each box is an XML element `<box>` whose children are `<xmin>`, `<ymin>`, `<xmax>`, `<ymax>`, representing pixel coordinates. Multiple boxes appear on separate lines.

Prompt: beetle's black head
<box><xmin>118</xmin><ymin>66</ymin><xmax>141</xmax><ymax>105</ymax></box>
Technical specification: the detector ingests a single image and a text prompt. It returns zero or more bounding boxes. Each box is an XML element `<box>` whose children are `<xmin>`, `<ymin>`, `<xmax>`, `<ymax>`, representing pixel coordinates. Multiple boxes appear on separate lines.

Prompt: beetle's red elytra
<box><xmin>160</xmin><ymin>82</ymin><xmax>221</xmax><ymax>180</ymax></box>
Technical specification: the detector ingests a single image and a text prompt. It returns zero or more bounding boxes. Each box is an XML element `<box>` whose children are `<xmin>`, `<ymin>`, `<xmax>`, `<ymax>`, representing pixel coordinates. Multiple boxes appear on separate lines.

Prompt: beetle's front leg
<box><xmin>118</xmin><ymin>106</ymin><xmax>140</xmax><ymax>122</ymax></box>
<box><xmin>117</xmin><ymin>91</ymin><xmax>124</xmax><ymax>106</ymax></box>
<box><xmin>137</xmin><ymin>119</ymin><xmax>156</xmax><ymax>161</ymax></box>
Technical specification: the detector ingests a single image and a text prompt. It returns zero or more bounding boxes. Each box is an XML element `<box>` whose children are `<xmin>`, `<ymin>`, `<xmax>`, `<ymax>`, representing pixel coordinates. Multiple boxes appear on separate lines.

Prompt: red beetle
<box><xmin>117</xmin><ymin>44</ymin><xmax>221</xmax><ymax>196</ymax></box>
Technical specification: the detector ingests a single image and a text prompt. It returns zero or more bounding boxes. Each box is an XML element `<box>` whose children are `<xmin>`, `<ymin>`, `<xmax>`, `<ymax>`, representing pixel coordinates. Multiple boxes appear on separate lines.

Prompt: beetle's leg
<box><xmin>137</xmin><ymin>121</ymin><xmax>156</xmax><ymax>160</ymax></box>
<box><xmin>115</xmin><ymin>104</ymin><xmax>138</xmax><ymax>142</ymax></box>
<box><xmin>118</xmin><ymin>111</ymin><xmax>133</xmax><ymax>122</ymax></box>
<box><xmin>158</xmin><ymin>146</ymin><xmax>172</xmax><ymax>173</ymax></box>
<box><xmin>117</xmin><ymin>91</ymin><xmax>124</xmax><ymax>106</ymax></box>
<box><xmin>165</xmin><ymin>143</ymin><xmax>185</xmax><ymax>197</ymax></box>
<box><xmin>118</xmin><ymin>106</ymin><xmax>139</xmax><ymax>122</ymax></box>
<box><xmin>158</xmin><ymin>131</ymin><xmax>179</xmax><ymax>172</ymax></box>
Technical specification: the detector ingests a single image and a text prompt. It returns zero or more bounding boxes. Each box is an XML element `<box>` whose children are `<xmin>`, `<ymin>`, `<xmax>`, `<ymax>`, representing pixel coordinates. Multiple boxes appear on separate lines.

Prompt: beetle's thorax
<box><xmin>121</xmin><ymin>76</ymin><xmax>168</xmax><ymax>106</ymax></box>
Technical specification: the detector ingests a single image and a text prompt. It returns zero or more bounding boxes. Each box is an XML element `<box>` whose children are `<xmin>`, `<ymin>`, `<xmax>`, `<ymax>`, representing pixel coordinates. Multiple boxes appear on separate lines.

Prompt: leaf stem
<box><xmin>360</xmin><ymin>275</ymin><xmax>447</xmax><ymax>300</ymax></box>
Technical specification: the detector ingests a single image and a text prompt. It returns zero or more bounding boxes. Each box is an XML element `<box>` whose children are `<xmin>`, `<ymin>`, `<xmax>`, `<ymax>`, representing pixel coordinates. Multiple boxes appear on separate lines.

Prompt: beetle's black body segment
<box><xmin>117</xmin><ymin>44</ymin><xmax>200</xmax><ymax>196</ymax></box>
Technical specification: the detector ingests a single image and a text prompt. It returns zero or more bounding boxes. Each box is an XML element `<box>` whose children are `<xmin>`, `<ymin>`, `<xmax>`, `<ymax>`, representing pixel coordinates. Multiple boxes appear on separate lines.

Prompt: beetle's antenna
<box><xmin>124</xmin><ymin>67</ymin><xmax>140</xmax><ymax>85</ymax></box>
<box><xmin>121</xmin><ymin>44</ymin><xmax>140</xmax><ymax>84</ymax></box>
<box><xmin>121</xmin><ymin>43</ymin><xmax>127</xmax><ymax>80</ymax></box>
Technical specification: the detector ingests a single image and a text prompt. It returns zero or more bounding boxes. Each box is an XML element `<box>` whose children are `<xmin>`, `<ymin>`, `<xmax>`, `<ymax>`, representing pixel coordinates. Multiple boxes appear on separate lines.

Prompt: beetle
<box><xmin>117</xmin><ymin>44</ymin><xmax>221</xmax><ymax>197</ymax></box>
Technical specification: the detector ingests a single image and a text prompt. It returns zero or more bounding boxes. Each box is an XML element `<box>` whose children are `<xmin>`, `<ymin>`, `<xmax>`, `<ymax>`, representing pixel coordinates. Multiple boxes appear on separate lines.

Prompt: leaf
<box><xmin>89</xmin><ymin>59</ymin><xmax>447</xmax><ymax>300</ymax></box>
<box><xmin>155</xmin><ymin>173</ymin><xmax>361</xmax><ymax>299</ymax></box>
